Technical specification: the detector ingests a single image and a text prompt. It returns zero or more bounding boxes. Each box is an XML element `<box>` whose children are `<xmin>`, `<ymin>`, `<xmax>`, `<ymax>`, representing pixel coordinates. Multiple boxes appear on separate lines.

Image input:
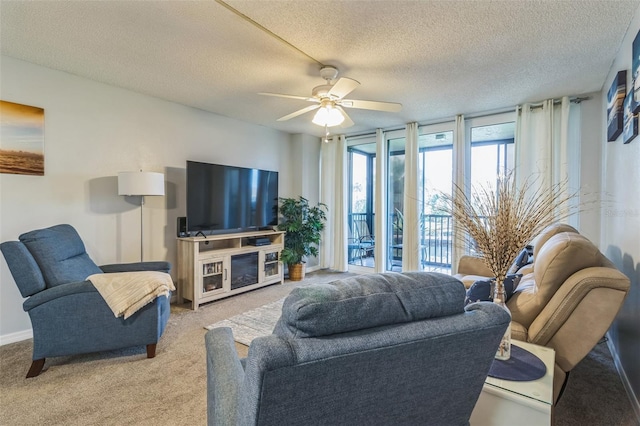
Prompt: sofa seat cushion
<box><xmin>274</xmin><ymin>272</ymin><xmax>466</xmax><ymax>338</ymax></box>
<box><xmin>19</xmin><ymin>224</ymin><xmax>102</xmax><ymax>288</ymax></box>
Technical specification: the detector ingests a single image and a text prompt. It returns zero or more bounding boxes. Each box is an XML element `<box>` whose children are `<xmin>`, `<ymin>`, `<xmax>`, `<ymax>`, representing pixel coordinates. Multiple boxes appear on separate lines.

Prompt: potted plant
<box><xmin>277</xmin><ymin>196</ymin><xmax>327</xmax><ymax>281</ymax></box>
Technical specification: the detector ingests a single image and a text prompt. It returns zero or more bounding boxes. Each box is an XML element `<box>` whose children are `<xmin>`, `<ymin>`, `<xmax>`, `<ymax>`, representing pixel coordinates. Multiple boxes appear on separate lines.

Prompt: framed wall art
<box><xmin>623</xmin><ymin>89</ymin><xmax>638</xmax><ymax>144</ymax></box>
<box><xmin>607</xmin><ymin>70</ymin><xmax>626</xmax><ymax>142</ymax></box>
<box><xmin>0</xmin><ymin>100</ymin><xmax>45</xmax><ymax>176</ymax></box>
<box><xmin>633</xmin><ymin>30</ymin><xmax>640</xmax><ymax>113</ymax></box>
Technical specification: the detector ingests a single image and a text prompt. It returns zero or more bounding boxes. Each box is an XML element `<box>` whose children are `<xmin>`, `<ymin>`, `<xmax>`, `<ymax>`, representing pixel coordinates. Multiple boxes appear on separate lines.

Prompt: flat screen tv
<box><xmin>186</xmin><ymin>160</ymin><xmax>279</xmax><ymax>234</ymax></box>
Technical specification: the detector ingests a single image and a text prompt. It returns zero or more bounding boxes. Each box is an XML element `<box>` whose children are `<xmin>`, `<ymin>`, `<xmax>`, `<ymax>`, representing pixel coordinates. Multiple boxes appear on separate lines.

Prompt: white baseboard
<box><xmin>306</xmin><ymin>265</ymin><xmax>321</xmax><ymax>273</ymax></box>
<box><xmin>0</xmin><ymin>329</ymin><xmax>33</xmax><ymax>346</ymax></box>
<box><xmin>606</xmin><ymin>334</ymin><xmax>640</xmax><ymax>423</ymax></box>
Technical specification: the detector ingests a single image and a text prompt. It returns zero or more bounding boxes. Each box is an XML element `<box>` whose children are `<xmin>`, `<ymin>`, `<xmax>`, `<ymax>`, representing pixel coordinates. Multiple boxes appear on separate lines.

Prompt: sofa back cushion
<box><xmin>508</xmin><ymin>232</ymin><xmax>603</xmax><ymax>327</ymax></box>
<box><xmin>532</xmin><ymin>223</ymin><xmax>579</xmax><ymax>258</ymax></box>
<box><xmin>19</xmin><ymin>224</ymin><xmax>102</xmax><ymax>288</ymax></box>
<box><xmin>273</xmin><ymin>272</ymin><xmax>465</xmax><ymax>338</ymax></box>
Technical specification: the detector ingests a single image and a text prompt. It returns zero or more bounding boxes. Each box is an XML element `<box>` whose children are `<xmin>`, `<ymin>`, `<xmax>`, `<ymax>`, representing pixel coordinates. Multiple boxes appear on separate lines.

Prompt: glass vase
<box><xmin>493</xmin><ymin>279</ymin><xmax>512</xmax><ymax>360</ymax></box>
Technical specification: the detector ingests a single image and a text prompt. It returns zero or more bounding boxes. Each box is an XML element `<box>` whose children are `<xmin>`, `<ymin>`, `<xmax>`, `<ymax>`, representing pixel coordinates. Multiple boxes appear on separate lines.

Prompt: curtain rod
<box><xmin>345</xmin><ymin>96</ymin><xmax>591</xmax><ymax>140</ymax></box>
<box><xmin>522</xmin><ymin>96</ymin><xmax>591</xmax><ymax>111</ymax></box>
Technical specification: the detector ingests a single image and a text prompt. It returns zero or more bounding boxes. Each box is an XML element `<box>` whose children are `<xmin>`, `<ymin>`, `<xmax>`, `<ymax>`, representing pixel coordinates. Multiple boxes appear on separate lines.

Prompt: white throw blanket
<box><xmin>87</xmin><ymin>271</ymin><xmax>175</xmax><ymax>319</ymax></box>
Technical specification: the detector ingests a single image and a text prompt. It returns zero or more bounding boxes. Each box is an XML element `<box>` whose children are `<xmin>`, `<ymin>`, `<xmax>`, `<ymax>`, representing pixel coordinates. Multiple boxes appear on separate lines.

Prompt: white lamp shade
<box><xmin>312</xmin><ymin>106</ymin><xmax>345</xmax><ymax>127</ymax></box>
<box><xmin>118</xmin><ymin>171</ymin><xmax>165</xmax><ymax>196</ymax></box>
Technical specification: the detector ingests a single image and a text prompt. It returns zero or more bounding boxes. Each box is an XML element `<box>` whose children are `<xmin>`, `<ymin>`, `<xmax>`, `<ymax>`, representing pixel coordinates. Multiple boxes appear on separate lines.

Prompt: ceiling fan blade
<box><xmin>339</xmin><ymin>99</ymin><xmax>402</xmax><ymax>112</ymax></box>
<box><xmin>336</xmin><ymin>106</ymin><xmax>354</xmax><ymax>128</ymax></box>
<box><xmin>259</xmin><ymin>92</ymin><xmax>317</xmax><ymax>102</ymax></box>
<box><xmin>327</xmin><ymin>77</ymin><xmax>360</xmax><ymax>99</ymax></box>
<box><xmin>277</xmin><ymin>104</ymin><xmax>320</xmax><ymax>121</ymax></box>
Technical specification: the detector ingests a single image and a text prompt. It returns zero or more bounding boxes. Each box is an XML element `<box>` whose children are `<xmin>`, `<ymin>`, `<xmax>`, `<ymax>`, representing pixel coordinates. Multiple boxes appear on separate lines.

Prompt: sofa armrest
<box><xmin>527</xmin><ymin>267</ymin><xmax>630</xmax><ymax>372</ymax></box>
<box><xmin>100</xmin><ymin>261</ymin><xmax>171</xmax><ymax>274</ymax></box>
<box><xmin>23</xmin><ymin>280</ymin><xmax>97</xmax><ymax>311</ymax></box>
<box><xmin>205</xmin><ymin>327</ymin><xmax>245</xmax><ymax>426</ymax></box>
<box><xmin>457</xmin><ymin>255</ymin><xmax>493</xmax><ymax>277</ymax></box>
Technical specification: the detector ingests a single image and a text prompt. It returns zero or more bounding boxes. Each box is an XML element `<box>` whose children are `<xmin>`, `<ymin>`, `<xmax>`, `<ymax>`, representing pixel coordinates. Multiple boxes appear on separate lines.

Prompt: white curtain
<box><xmin>451</xmin><ymin>114</ymin><xmax>466</xmax><ymax>275</ymax></box>
<box><xmin>320</xmin><ymin>135</ymin><xmax>348</xmax><ymax>271</ymax></box>
<box><xmin>515</xmin><ymin>97</ymin><xmax>579</xmax><ymax>227</ymax></box>
<box><xmin>374</xmin><ymin>129</ymin><xmax>387</xmax><ymax>273</ymax></box>
<box><xmin>402</xmin><ymin>122</ymin><xmax>420</xmax><ymax>271</ymax></box>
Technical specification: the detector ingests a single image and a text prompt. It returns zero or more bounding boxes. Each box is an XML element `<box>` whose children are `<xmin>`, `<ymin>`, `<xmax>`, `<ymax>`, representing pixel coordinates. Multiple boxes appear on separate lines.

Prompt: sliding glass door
<box><xmin>418</xmin><ymin>127</ymin><xmax>453</xmax><ymax>271</ymax></box>
<box><xmin>347</xmin><ymin>140</ymin><xmax>376</xmax><ymax>269</ymax></box>
<box><xmin>346</xmin><ymin>112</ymin><xmax>515</xmax><ymax>273</ymax></box>
<box><xmin>385</xmin><ymin>125</ymin><xmax>455</xmax><ymax>272</ymax></box>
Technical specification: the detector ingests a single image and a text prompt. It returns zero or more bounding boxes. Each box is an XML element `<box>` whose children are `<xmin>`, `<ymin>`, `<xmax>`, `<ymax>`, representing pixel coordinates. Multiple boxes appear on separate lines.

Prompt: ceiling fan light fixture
<box><xmin>312</xmin><ymin>104</ymin><xmax>344</xmax><ymax>127</ymax></box>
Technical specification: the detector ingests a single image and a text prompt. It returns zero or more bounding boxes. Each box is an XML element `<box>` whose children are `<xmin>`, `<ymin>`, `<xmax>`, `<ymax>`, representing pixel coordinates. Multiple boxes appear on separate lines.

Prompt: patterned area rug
<box><xmin>205</xmin><ymin>298</ymin><xmax>284</xmax><ymax>345</ymax></box>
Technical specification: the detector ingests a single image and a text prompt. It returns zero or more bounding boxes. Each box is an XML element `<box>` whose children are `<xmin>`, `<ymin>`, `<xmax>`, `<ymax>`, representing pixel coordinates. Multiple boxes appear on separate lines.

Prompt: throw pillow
<box><xmin>508</xmin><ymin>248</ymin><xmax>531</xmax><ymax>274</ymax></box>
<box><xmin>464</xmin><ymin>274</ymin><xmax>523</xmax><ymax>306</ymax></box>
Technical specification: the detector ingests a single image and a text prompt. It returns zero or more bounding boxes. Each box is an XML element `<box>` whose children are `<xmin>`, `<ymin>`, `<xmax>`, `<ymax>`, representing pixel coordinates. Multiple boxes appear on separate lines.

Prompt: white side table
<box><xmin>470</xmin><ymin>340</ymin><xmax>555</xmax><ymax>426</ymax></box>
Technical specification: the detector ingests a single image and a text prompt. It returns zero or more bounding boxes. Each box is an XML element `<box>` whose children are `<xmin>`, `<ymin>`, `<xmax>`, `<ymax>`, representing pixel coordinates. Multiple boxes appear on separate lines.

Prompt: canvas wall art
<box><xmin>623</xmin><ymin>89</ymin><xmax>638</xmax><ymax>144</ymax></box>
<box><xmin>633</xmin><ymin>30</ymin><xmax>640</xmax><ymax>112</ymax></box>
<box><xmin>607</xmin><ymin>70</ymin><xmax>626</xmax><ymax>142</ymax></box>
<box><xmin>0</xmin><ymin>100</ymin><xmax>45</xmax><ymax>176</ymax></box>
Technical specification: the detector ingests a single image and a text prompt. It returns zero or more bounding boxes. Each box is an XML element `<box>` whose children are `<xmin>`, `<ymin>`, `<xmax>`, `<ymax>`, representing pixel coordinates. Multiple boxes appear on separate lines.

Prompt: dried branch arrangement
<box><xmin>440</xmin><ymin>173</ymin><xmax>578</xmax><ymax>284</ymax></box>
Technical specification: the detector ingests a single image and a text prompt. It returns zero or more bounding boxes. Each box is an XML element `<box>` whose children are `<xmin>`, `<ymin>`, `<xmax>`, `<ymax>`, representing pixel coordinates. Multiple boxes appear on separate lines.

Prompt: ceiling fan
<box><xmin>259</xmin><ymin>66</ymin><xmax>402</xmax><ymax>128</ymax></box>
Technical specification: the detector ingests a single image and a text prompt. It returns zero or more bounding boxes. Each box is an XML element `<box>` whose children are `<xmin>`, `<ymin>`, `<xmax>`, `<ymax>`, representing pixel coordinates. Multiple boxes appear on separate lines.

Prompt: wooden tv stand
<box><xmin>176</xmin><ymin>230</ymin><xmax>284</xmax><ymax>310</ymax></box>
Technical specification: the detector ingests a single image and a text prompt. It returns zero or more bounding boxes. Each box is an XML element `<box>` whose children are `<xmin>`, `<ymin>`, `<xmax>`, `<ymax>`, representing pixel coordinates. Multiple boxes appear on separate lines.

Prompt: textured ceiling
<box><xmin>1</xmin><ymin>0</ymin><xmax>639</xmax><ymax>138</ymax></box>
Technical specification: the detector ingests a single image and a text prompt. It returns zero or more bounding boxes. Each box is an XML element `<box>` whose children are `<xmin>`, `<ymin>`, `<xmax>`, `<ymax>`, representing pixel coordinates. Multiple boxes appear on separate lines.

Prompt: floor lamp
<box><xmin>118</xmin><ymin>171</ymin><xmax>165</xmax><ymax>262</ymax></box>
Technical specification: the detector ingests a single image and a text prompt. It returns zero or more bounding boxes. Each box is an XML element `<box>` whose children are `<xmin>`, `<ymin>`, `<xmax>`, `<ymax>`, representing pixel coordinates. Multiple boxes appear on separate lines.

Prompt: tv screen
<box><xmin>186</xmin><ymin>160</ymin><xmax>279</xmax><ymax>234</ymax></box>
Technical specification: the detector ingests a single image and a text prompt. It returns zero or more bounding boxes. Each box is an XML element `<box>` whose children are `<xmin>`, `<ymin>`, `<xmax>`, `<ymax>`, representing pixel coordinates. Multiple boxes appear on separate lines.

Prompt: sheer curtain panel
<box><xmin>374</xmin><ymin>129</ymin><xmax>387</xmax><ymax>273</ymax></box>
<box><xmin>451</xmin><ymin>115</ymin><xmax>466</xmax><ymax>275</ymax></box>
<box><xmin>402</xmin><ymin>123</ymin><xmax>420</xmax><ymax>271</ymax></box>
<box><xmin>515</xmin><ymin>97</ymin><xmax>580</xmax><ymax>227</ymax></box>
<box><xmin>320</xmin><ymin>135</ymin><xmax>348</xmax><ymax>271</ymax></box>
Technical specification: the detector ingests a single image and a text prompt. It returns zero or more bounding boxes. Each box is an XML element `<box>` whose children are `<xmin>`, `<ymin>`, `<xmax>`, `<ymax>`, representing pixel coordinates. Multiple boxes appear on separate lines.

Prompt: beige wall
<box><xmin>0</xmin><ymin>56</ymin><xmax>302</xmax><ymax>342</ymax></box>
<box><xmin>600</xmin><ymin>6</ymin><xmax>640</xmax><ymax>413</ymax></box>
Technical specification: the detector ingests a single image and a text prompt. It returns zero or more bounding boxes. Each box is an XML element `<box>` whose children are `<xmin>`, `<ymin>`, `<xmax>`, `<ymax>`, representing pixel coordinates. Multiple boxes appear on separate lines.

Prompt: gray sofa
<box><xmin>205</xmin><ymin>272</ymin><xmax>510</xmax><ymax>426</ymax></box>
<box><xmin>1</xmin><ymin>224</ymin><xmax>171</xmax><ymax>377</ymax></box>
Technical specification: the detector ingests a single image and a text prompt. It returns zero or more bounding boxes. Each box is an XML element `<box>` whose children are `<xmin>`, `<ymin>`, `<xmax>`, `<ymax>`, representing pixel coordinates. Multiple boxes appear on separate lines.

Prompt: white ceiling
<box><xmin>1</xmin><ymin>0</ymin><xmax>638</xmax><ymax>138</ymax></box>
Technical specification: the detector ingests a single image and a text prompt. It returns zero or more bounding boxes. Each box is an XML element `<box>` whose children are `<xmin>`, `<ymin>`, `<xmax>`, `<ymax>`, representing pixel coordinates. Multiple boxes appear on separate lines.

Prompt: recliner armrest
<box><xmin>205</xmin><ymin>327</ymin><xmax>245</xmax><ymax>426</ymax></box>
<box><xmin>527</xmin><ymin>266</ymin><xmax>630</xmax><ymax>372</ymax></box>
<box><xmin>23</xmin><ymin>280</ymin><xmax>97</xmax><ymax>312</ymax></box>
<box><xmin>457</xmin><ymin>255</ymin><xmax>493</xmax><ymax>277</ymax></box>
<box><xmin>100</xmin><ymin>261</ymin><xmax>171</xmax><ymax>274</ymax></box>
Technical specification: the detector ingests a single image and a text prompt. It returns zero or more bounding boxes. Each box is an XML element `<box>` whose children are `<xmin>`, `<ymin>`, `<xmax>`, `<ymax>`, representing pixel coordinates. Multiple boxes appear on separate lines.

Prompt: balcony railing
<box><xmin>348</xmin><ymin>212</ymin><xmax>455</xmax><ymax>269</ymax></box>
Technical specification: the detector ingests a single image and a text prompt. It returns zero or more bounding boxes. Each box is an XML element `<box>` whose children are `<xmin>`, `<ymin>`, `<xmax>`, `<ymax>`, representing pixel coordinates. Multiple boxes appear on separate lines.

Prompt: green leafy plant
<box><xmin>277</xmin><ymin>196</ymin><xmax>327</xmax><ymax>265</ymax></box>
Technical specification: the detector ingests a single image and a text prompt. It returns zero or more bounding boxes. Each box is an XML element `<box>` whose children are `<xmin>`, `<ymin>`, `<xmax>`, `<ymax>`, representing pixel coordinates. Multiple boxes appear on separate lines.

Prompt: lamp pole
<box><xmin>140</xmin><ymin>195</ymin><xmax>145</xmax><ymax>262</ymax></box>
<box><xmin>118</xmin><ymin>171</ymin><xmax>165</xmax><ymax>263</ymax></box>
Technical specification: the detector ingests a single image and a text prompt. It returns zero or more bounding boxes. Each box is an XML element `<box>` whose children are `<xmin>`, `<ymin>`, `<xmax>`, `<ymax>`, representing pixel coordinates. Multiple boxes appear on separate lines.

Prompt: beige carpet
<box><xmin>0</xmin><ymin>270</ymin><xmax>351</xmax><ymax>425</ymax></box>
<box><xmin>1</xmin><ymin>269</ymin><xmax>636</xmax><ymax>425</ymax></box>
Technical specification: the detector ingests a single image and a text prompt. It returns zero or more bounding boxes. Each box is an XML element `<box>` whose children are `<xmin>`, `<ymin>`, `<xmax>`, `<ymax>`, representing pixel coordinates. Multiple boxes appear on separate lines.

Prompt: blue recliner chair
<box><xmin>205</xmin><ymin>272</ymin><xmax>510</xmax><ymax>426</ymax></box>
<box><xmin>1</xmin><ymin>224</ymin><xmax>171</xmax><ymax>377</ymax></box>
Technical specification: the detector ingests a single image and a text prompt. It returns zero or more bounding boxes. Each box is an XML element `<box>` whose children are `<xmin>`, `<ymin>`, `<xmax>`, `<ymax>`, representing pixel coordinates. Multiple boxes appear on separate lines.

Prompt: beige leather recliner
<box><xmin>453</xmin><ymin>224</ymin><xmax>630</xmax><ymax>403</ymax></box>
<box><xmin>454</xmin><ymin>222</ymin><xmax>579</xmax><ymax>287</ymax></box>
<box><xmin>508</xmin><ymin>232</ymin><xmax>629</xmax><ymax>402</ymax></box>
